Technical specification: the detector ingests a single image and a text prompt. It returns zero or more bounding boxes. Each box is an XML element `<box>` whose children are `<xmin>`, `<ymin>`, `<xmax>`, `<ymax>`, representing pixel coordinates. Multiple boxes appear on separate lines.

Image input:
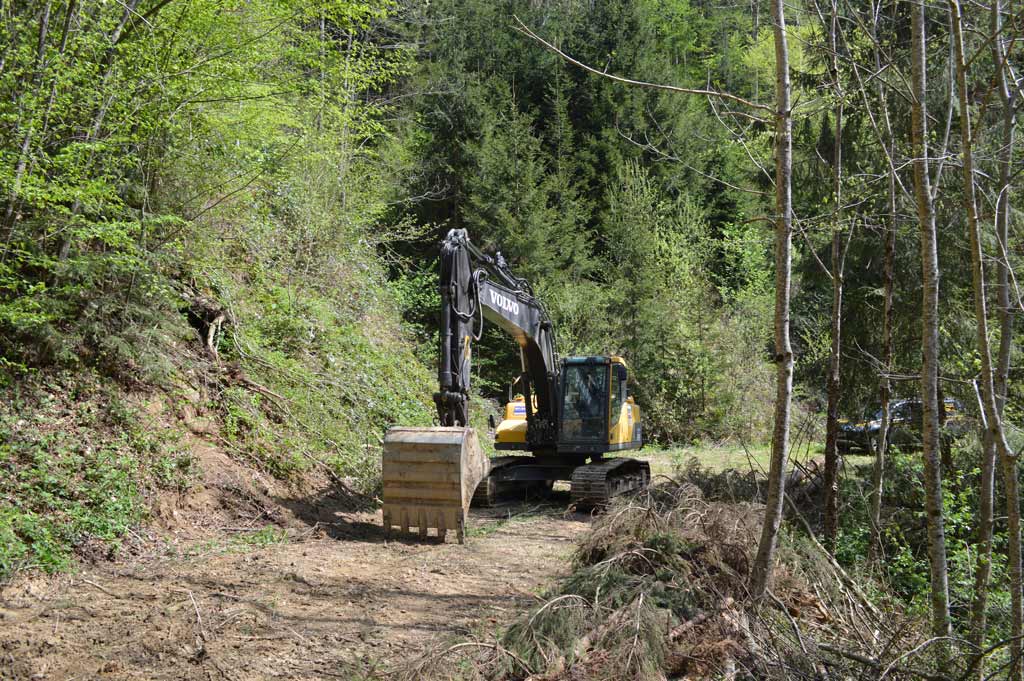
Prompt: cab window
<box><xmin>561</xmin><ymin>364</ymin><xmax>608</xmax><ymax>440</ymax></box>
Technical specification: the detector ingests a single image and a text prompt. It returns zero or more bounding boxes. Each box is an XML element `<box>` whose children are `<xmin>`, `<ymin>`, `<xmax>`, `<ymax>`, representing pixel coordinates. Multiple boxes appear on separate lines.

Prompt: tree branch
<box><xmin>511</xmin><ymin>16</ymin><xmax>774</xmax><ymax>113</ymax></box>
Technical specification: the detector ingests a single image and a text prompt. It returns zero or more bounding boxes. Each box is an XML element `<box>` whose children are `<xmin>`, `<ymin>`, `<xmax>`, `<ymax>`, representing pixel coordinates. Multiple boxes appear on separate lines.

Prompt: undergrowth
<box><xmin>196</xmin><ymin>244</ymin><xmax>436</xmax><ymax>492</ymax></box>
<box><xmin>0</xmin><ymin>371</ymin><xmax>195</xmax><ymax>578</ymax></box>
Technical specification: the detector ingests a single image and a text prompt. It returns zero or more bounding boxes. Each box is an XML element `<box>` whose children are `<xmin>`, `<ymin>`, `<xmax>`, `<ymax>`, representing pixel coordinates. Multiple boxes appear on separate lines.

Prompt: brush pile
<box><xmin>404</xmin><ymin>475</ymin><xmax>941</xmax><ymax>681</ymax></box>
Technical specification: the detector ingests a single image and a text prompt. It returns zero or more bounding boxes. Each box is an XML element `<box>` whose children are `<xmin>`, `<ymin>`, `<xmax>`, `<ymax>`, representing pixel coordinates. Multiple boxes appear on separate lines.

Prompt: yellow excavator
<box><xmin>382</xmin><ymin>229</ymin><xmax>648</xmax><ymax>542</ymax></box>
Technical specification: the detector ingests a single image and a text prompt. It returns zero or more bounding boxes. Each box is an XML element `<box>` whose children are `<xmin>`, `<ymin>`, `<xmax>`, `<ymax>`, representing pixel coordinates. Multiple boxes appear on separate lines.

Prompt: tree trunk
<box><xmin>1</xmin><ymin>0</ymin><xmax>53</xmax><ymax>255</ymax></box>
<box><xmin>749</xmin><ymin>0</ymin><xmax>793</xmax><ymax>600</ymax></box>
<box><xmin>823</xmin><ymin>218</ymin><xmax>842</xmax><ymax>551</ymax></box>
<box><xmin>964</xmin><ymin>0</ymin><xmax>999</xmax><ymax>659</ymax></box>
<box><xmin>909</xmin><ymin>0</ymin><xmax>952</xmax><ymax>649</ymax></box>
<box><xmin>988</xmin><ymin>0</ymin><xmax>1021</xmax><ymax>673</ymax></box>
<box><xmin>822</xmin><ymin>0</ymin><xmax>844</xmax><ymax>552</ymax></box>
<box><xmin>869</xmin><ymin>0</ymin><xmax>894</xmax><ymax>548</ymax></box>
<box><xmin>969</xmin><ymin>429</ymin><xmax>997</xmax><ymax>675</ymax></box>
<box><xmin>56</xmin><ymin>0</ymin><xmax>140</xmax><ymax>262</ymax></box>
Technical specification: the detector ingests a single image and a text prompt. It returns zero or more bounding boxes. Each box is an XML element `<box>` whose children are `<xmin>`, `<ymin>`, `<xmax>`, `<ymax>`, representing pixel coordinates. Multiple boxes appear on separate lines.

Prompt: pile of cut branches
<box><xmin>402</xmin><ymin>478</ymin><xmax>940</xmax><ymax>680</ymax></box>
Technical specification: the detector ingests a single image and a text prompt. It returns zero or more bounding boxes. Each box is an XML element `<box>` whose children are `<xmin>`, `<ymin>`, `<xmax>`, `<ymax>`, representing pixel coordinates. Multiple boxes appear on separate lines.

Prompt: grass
<box><xmin>173</xmin><ymin>526</ymin><xmax>291</xmax><ymax>561</ymax></box>
<box><xmin>231</xmin><ymin>526</ymin><xmax>289</xmax><ymax>547</ymax></box>
<box><xmin>624</xmin><ymin>440</ymin><xmax>827</xmax><ymax>479</ymax></box>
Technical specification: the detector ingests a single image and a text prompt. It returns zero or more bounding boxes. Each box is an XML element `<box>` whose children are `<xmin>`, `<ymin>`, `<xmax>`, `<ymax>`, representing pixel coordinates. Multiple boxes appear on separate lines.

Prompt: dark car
<box><xmin>837</xmin><ymin>398</ymin><xmax>967</xmax><ymax>454</ymax></box>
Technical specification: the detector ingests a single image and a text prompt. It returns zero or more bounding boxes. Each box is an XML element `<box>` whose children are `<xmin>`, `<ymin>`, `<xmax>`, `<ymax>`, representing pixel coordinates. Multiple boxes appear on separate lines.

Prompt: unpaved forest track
<box><xmin>1</xmin><ymin>500</ymin><xmax>588</xmax><ymax>680</ymax></box>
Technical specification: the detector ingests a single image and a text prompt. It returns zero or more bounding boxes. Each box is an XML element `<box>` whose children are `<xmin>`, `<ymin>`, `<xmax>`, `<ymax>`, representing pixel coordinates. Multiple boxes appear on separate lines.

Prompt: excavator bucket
<box><xmin>381</xmin><ymin>427</ymin><xmax>490</xmax><ymax>544</ymax></box>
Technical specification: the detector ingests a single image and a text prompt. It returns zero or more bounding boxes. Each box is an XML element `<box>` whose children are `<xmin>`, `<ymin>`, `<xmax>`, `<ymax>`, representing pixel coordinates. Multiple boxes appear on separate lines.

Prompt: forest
<box><xmin>1</xmin><ymin>0</ymin><xmax>1024</xmax><ymax>679</ymax></box>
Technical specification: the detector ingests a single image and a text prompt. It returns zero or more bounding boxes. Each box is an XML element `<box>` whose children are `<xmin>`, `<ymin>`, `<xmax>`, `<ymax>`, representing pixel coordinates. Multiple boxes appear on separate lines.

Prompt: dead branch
<box><xmin>784</xmin><ymin>493</ymin><xmax>883</xmax><ymax>619</ymax></box>
<box><xmin>817</xmin><ymin>642</ymin><xmax>950</xmax><ymax>681</ymax></box>
<box><xmin>188</xmin><ymin>590</ymin><xmax>206</xmax><ymax>640</ymax></box>
<box><xmin>527</xmin><ymin>594</ymin><xmax>591</xmax><ymax>628</ymax></box>
<box><xmin>431</xmin><ymin>641</ymin><xmax>533</xmax><ymax>677</ymax></box>
<box><xmin>80</xmin><ymin>578</ymin><xmax>118</xmax><ymax>598</ymax></box>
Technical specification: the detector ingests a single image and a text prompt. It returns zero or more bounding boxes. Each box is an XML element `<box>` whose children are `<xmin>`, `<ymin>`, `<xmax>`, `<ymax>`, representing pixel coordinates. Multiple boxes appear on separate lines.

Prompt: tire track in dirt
<box><xmin>0</xmin><ymin>501</ymin><xmax>588</xmax><ymax>680</ymax></box>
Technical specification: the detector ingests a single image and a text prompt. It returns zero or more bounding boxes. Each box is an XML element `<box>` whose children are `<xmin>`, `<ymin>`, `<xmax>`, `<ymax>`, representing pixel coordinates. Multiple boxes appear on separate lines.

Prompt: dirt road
<box><xmin>0</xmin><ymin>499</ymin><xmax>588</xmax><ymax>680</ymax></box>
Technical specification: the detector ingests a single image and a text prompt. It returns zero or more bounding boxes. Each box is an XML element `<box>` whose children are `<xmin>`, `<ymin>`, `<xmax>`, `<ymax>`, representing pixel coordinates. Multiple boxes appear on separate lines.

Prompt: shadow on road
<box><xmin>277</xmin><ymin>484</ymin><xmax>590</xmax><ymax>543</ymax></box>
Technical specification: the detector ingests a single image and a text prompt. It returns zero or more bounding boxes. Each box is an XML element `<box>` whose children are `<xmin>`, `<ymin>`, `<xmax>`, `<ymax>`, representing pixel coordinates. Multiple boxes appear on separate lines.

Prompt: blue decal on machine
<box><xmin>513</xmin><ymin>405</ymin><xmax>526</xmax><ymax>415</ymax></box>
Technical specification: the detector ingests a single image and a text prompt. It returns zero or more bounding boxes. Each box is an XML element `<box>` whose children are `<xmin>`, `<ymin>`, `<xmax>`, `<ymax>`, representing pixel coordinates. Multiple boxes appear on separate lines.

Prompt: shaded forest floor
<box><xmin>0</xmin><ymin>498</ymin><xmax>589</xmax><ymax>680</ymax></box>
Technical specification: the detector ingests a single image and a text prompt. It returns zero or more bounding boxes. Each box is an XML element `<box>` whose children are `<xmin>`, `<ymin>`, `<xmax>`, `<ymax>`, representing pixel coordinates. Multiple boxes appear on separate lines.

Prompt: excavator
<box><xmin>381</xmin><ymin>229</ymin><xmax>649</xmax><ymax>542</ymax></box>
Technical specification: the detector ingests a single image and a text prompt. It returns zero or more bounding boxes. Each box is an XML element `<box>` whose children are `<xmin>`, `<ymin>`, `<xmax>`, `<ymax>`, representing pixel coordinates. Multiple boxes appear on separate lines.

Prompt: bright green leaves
<box><xmin>214</xmin><ymin>269</ymin><xmax>434</xmax><ymax>490</ymax></box>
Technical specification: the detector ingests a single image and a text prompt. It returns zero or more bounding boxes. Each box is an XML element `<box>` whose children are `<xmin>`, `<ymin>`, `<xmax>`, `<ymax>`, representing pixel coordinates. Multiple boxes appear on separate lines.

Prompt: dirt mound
<box><xmin>141</xmin><ymin>385</ymin><xmax>372</xmax><ymax>549</ymax></box>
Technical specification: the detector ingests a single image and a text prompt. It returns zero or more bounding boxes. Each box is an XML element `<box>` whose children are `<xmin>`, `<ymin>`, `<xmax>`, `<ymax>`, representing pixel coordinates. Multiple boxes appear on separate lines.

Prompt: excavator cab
<box><xmin>495</xmin><ymin>356</ymin><xmax>642</xmax><ymax>454</ymax></box>
<box><xmin>557</xmin><ymin>357</ymin><xmax>642</xmax><ymax>454</ymax></box>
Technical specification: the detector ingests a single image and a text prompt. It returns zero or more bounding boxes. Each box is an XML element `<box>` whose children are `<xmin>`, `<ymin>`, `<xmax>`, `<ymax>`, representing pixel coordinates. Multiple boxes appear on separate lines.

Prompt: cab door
<box><xmin>608</xmin><ymin>362</ymin><xmax>641</xmax><ymax>449</ymax></box>
<box><xmin>558</xmin><ymin>359</ymin><xmax>610</xmax><ymax>453</ymax></box>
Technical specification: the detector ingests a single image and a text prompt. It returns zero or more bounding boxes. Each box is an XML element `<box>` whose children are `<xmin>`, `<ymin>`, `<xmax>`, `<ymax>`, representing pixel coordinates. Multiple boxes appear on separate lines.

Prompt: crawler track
<box><xmin>570</xmin><ymin>458</ymin><xmax>651</xmax><ymax>509</ymax></box>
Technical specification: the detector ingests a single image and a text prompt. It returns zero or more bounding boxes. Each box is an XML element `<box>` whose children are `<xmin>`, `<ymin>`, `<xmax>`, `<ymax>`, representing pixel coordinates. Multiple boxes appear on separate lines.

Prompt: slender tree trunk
<box><xmin>909</xmin><ymin>0</ymin><xmax>952</xmax><ymax>649</ymax></box>
<box><xmin>749</xmin><ymin>0</ymin><xmax>793</xmax><ymax>600</ymax></box>
<box><xmin>38</xmin><ymin>0</ymin><xmax>77</xmax><ymax>144</ymax></box>
<box><xmin>823</xmin><ymin>208</ymin><xmax>842</xmax><ymax>551</ymax></box>
<box><xmin>969</xmin><ymin>428</ymin><xmax>997</xmax><ymax>671</ymax></box>
<box><xmin>990</xmin><ymin>0</ymin><xmax>1021</xmax><ymax>672</ymax></box>
<box><xmin>966</xmin><ymin>2</ymin><xmax>1010</xmax><ymax>645</ymax></box>
<box><xmin>962</xmin><ymin>4</ymin><xmax>997</xmax><ymax>662</ymax></box>
<box><xmin>822</xmin><ymin>0</ymin><xmax>844</xmax><ymax>552</ymax></box>
<box><xmin>869</xmin><ymin>0</ymin><xmax>894</xmax><ymax>547</ymax></box>
<box><xmin>870</xmin><ymin>163</ymin><xmax>895</xmax><ymax>546</ymax></box>
<box><xmin>1000</xmin><ymin>423</ymin><xmax>1022</xmax><ymax>681</ymax></box>
<box><xmin>57</xmin><ymin>0</ymin><xmax>140</xmax><ymax>262</ymax></box>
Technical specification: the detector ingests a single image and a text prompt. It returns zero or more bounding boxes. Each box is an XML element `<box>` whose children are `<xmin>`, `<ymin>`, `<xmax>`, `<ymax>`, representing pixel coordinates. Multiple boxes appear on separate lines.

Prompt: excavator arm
<box><xmin>434</xmin><ymin>229</ymin><xmax>560</xmax><ymax>449</ymax></box>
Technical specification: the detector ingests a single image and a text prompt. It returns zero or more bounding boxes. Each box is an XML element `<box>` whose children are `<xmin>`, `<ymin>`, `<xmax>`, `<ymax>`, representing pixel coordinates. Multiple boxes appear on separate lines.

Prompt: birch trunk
<box><xmin>909</xmin><ymin>0</ymin><xmax>952</xmax><ymax>647</ymax></box>
<box><xmin>749</xmin><ymin>0</ymin><xmax>793</xmax><ymax>599</ymax></box>
<box><xmin>823</xmin><ymin>204</ymin><xmax>842</xmax><ymax>551</ymax></box>
<box><xmin>871</xmin><ymin>165</ymin><xmax>896</xmax><ymax>540</ymax></box>
<box><xmin>958</xmin><ymin>15</ymin><xmax>991</xmax><ymax>659</ymax></box>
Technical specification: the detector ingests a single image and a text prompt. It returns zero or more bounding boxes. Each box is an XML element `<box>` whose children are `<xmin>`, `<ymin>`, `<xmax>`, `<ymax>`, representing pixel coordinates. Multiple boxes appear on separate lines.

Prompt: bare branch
<box><xmin>511</xmin><ymin>16</ymin><xmax>774</xmax><ymax>113</ymax></box>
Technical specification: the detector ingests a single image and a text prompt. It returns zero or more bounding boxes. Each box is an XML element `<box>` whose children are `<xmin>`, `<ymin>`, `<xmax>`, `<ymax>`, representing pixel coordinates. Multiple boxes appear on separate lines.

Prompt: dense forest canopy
<box><xmin>3</xmin><ymin>0</ymin><xmax>1024</xmax><ymax>675</ymax></box>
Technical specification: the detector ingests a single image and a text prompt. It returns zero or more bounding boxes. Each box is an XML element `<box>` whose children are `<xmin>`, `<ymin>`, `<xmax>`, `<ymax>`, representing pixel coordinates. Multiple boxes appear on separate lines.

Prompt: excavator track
<box><xmin>472</xmin><ymin>475</ymin><xmax>498</xmax><ymax>507</ymax></box>
<box><xmin>570</xmin><ymin>458</ymin><xmax>650</xmax><ymax>510</ymax></box>
<box><xmin>471</xmin><ymin>456</ymin><xmax>517</xmax><ymax>507</ymax></box>
<box><xmin>472</xmin><ymin>457</ymin><xmax>561</xmax><ymax>507</ymax></box>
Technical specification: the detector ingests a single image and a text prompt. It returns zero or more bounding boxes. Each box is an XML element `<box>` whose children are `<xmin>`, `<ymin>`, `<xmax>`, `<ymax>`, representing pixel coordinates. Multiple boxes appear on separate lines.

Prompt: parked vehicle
<box><xmin>837</xmin><ymin>398</ymin><xmax>968</xmax><ymax>454</ymax></box>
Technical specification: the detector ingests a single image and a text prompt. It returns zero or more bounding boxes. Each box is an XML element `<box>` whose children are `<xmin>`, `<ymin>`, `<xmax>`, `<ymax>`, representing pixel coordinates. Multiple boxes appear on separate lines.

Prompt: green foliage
<box><xmin>833</xmin><ymin>444</ymin><xmax>1019</xmax><ymax>649</ymax></box>
<box><xmin>231</xmin><ymin>526</ymin><xmax>289</xmax><ymax>548</ymax></box>
<box><xmin>1</xmin><ymin>0</ymin><xmax>432</xmax><ymax>477</ymax></box>
<box><xmin>0</xmin><ymin>0</ymin><xmax>437</xmax><ymax>577</ymax></box>
<box><xmin>0</xmin><ymin>373</ymin><xmax>188</xmax><ymax>577</ymax></box>
<box><xmin>214</xmin><ymin>269</ymin><xmax>435</xmax><ymax>487</ymax></box>
<box><xmin>391</xmin><ymin>0</ymin><xmax>777</xmax><ymax>443</ymax></box>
